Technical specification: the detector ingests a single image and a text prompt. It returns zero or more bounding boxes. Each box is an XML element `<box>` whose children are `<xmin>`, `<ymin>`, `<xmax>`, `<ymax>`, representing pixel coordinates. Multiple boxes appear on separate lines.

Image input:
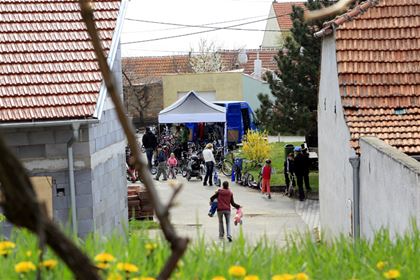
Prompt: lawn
<box><xmin>238</xmin><ymin>141</ymin><xmax>319</xmax><ymax>191</ymax></box>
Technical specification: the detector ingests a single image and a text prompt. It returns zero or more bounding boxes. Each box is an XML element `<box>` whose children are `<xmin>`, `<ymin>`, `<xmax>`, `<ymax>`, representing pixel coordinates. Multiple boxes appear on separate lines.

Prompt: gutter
<box><xmin>67</xmin><ymin>123</ymin><xmax>80</xmax><ymax>236</ymax></box>
<box><xmin>349</xmin><ymin>156</ymin><xmax>361</xmax><ymax>239</ymax></box>
<box><xmin>0</xmin><ymin>119</ymin><xmax>98</xmax><ymax>129</ymax></box>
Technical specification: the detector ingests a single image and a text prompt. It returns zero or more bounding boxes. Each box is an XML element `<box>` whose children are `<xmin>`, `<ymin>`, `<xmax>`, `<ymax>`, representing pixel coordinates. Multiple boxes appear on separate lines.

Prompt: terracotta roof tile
<box><xmin>273</xmin><ymin>1</ymin><xmax>306</xmax><ymax>30</ymax></box>
<box><xmin>0</xmin><ymin>0</ymin><xmax>121</xmax><ymax>122</ymax></box>
<box><xmin>331</xmin><ymin>0</ymin><xmax>420</xmax><ymax>154</ymax></box>
<box><xmin>122</xmin><ymin>49</ymin><xmax>279</xmax><ymax>85</ymax></box>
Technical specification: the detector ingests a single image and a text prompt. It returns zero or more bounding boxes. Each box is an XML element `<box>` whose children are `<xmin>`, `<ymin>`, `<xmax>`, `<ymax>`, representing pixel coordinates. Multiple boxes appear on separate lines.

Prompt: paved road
<box><xmin>144</xmin><ymin>174</ymin><xmax>318</xmax><ymax>246</ymax></box>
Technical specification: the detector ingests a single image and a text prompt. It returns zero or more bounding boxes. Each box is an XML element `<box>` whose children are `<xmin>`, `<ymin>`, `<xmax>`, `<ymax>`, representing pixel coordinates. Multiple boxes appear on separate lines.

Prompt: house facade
<box><xmin>122</xmin><ymin>49</ymin><xmax>278</xmax><ymax>121</ymax></box>
<box><xmin>261</xmin><ymin>1</ymin><xmax>306</xmax><ymax>48</ymax></box>
<box><xmin>316</xmin><ymin>0</ymin><xmax>420</xmax><ymax>240</ymax></box>
<box><xmin>162</xmin><ymin>71</ymin><xmax>273</xmax><ymax>112</ymax></box>
<box><xmin>0</xmin><ymin>0</ymin><xmax>128</xmax><ymax>237</ymax></box>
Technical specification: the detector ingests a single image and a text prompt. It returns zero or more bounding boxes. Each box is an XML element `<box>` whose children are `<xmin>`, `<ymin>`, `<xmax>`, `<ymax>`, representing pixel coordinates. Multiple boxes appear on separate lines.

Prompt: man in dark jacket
<box><xmin>210</xmin><ymin>181</ymin><xmax>241</xmax><ymax>242</ymax></box>
<box><xmin>294</xmin><ymin>146</ymin><xmax>311</xmax><ymax>201</ymax></box>
<box><xmin>142</xmin><ymin>127</ymin><xmax>158</xmax><ymax>170</ymax></box>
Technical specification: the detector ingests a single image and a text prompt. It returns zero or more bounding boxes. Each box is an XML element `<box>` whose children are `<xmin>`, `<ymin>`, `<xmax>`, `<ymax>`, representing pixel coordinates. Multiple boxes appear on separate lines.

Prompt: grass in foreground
<box><xmin>1</xmin><ymin>226</ymin><xmax>419</xmax><ymax>279</ymax></box>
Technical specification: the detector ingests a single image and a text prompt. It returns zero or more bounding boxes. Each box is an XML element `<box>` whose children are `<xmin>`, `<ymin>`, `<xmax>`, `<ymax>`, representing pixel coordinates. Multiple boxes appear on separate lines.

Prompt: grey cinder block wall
<box><xmin>1</xmin><ymin>113</ymin><xmax>127</xmax><ymax>238</ymax></box>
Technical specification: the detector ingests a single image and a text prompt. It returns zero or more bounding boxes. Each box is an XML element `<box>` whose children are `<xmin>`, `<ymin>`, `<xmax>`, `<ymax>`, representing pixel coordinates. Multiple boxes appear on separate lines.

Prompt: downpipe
<box><xmin>67</xmin><ymin>123</ymin><xmax>80</xmax><ymax>236</ymax></box>
<box><xmin>349</xmin><ymin>156</ymin><xmax>360</xmax><ymax>239</ymax></box>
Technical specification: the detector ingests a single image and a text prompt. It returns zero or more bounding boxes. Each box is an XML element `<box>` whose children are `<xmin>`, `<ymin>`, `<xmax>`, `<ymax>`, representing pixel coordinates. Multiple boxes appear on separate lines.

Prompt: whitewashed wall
<box><xmin>318</xmin><ymin>34</ymin><xmax>357</xmax><ymax>240</ymax></box>
<box><xmin>359</xmin><ymin>137</ymin><xmax>420</xmax><ymax>240</ymax></box>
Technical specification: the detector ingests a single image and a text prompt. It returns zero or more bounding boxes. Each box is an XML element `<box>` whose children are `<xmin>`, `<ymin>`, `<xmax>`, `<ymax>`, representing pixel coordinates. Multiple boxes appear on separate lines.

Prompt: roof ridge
<box><xmin>315</xmin><ymin>0</ymin><xmax>380</xmax><ymax>38</ymax></box>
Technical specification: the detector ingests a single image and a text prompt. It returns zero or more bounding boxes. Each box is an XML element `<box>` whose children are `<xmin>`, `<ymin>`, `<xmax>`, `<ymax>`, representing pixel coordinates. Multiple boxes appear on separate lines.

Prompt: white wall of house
<box><xmin>359</xmin><ymin>137</ymin><xmax>420</xmax><ymax>240</ymax></box>
<box><xmin>318</xmin><ymin>34</ymin><xmax>357</xmax><ymax>240</ymax></box>
<box><xmin>261</xmin><ymin>6</ymin><xmax>282</xmax><ymax>48</ymax></box>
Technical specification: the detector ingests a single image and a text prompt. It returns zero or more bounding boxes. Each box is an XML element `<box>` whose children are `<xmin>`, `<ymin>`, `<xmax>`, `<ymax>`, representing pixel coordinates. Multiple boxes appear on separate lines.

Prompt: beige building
<box><xmin>162</xmin><ymin>71</ymin><xmax>273</xmax><ymax>112</ymax></box>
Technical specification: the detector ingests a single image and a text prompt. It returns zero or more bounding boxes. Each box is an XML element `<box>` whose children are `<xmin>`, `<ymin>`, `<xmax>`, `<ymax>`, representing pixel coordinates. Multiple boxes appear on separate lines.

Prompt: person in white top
<box><xmin>202</xmin><ymin>143</ymin><xmax>216</xmax><ymax>186</ymax></box>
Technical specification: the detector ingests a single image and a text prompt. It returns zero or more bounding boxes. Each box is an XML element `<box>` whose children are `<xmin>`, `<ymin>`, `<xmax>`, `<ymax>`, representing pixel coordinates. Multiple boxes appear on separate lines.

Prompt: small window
<box><xmin>394</xmin><ymin>108</ymin><xmax>407</xmax><ymax>115</ymax></box>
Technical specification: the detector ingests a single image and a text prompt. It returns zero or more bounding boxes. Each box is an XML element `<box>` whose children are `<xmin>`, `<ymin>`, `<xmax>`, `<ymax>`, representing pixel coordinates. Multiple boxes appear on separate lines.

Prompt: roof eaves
<box><xmin>314</xmin><ymin>0</ymin><xmax>379</xmax><ymax>38</ymax></box>
<box><xmin>93</xmin><ymin>0</ymin><xmax>128</xmax><ymax>120</ymax></box>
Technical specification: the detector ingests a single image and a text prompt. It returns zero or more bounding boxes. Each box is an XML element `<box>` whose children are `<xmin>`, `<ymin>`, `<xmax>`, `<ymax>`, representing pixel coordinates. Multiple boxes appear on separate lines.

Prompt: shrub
<box><xmin>242</xmin><ymin>130</ymin><xmax>271</xmax><ymax>163</ymax></box>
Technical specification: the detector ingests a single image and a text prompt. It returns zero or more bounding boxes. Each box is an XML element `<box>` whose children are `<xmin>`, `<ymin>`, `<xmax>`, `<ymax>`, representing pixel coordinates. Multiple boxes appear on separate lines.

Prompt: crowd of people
<box><xmin>130</xmin><ymin>125</ymin><xmax>314</xmax><ymax>242</ymax></box>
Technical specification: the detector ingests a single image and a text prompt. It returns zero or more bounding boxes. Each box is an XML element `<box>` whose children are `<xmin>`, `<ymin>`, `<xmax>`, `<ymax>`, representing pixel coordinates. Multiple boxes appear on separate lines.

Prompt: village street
<box><xmin>144</xmin><ymin>175</ymin><xmax>320</xmax><ymax>246</ymax></box>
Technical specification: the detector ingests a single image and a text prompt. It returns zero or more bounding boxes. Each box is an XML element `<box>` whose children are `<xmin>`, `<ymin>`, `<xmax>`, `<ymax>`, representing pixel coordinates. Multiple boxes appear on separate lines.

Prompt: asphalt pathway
<box><xmin>147</xmin><ymin>174</ymin><xmax>318</xmax><ymax>246</ymax></box>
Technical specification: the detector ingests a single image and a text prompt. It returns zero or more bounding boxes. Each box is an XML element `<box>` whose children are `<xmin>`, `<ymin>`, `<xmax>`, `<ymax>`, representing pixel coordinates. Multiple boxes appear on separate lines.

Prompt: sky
<box><xmin>121</xmin><ymin>0</ymin><xmax>305</xmax><ymax>57</ymax></box>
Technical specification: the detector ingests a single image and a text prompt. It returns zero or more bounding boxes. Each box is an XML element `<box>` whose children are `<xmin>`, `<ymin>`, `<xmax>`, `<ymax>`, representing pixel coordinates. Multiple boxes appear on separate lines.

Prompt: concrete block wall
<box><xmin>0</xmin><ymin>125</ymin><xmax>93</xmax><ymax>235</ymax></box>
<box><xmin>89</xmin><ymin>107</ymin><xmax>127</xmax><ymax>237</ymax></box>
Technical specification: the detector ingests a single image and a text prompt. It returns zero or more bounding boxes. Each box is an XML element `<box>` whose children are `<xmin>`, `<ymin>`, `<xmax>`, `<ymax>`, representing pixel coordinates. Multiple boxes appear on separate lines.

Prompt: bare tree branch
<box><xmin>79</xmin><ymin>1</ymin><xmax>189</xmax><ymax>279</ymax></box>
<box><xmin>304</xmin><ymin>0</ymin><xmax>355</xmax><ymax>22</ymax></box>
<box><xmin>0</xmin><ymin>137</ymin><xmax>100</xmax><ymax>280</ymax></box>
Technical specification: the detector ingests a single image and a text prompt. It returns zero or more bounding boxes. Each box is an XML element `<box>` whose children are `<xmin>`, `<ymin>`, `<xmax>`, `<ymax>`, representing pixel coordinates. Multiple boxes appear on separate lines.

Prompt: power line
<box><xmin>125</xmin><ymin>18</ymin><xmax>280</xmax><ymax>32</ymax></box>
<box><xmin>123</xmin><ymin>14</ymin><xmax>268</xmax><ymax>34</ymax></box>
<box><xmin>121</xmin><ymin>8</ymin><xmax>306</xmax><ymax>45</ymax></box>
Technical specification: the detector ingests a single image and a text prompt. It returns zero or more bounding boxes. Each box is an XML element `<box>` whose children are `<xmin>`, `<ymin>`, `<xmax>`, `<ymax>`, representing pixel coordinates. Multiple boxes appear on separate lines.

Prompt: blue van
<box><xmin>213</xmin><ymin>101</ymin><xmax>258</xmax><ymax>143</ymax></box>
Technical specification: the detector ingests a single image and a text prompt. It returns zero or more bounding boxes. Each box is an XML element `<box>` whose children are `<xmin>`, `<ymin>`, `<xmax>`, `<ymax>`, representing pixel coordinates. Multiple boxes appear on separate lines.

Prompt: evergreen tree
<box><xmin>257</xmin><ymin>0</ymin><xmax>332</xmax><ymax>138</ymax></box>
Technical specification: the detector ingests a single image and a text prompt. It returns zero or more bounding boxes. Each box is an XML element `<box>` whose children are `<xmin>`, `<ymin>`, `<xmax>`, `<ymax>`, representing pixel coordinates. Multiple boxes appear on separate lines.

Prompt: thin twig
<box><xmin>79</xmin><ymin>1</ymin><xmax>189</xmax><ymax>279</ymax></box>
<box><xmin>304</xmin><ymin>0</ymin><xmax>355</xmax><ymax>22</ymax></box>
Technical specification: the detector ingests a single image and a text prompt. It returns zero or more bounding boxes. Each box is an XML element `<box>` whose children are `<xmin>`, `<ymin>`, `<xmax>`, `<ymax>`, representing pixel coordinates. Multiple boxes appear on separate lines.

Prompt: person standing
<box><xmin>294</xmin><ymin>146</ymin><xmax>308</xmax><ymax>201</ymax></box>
<box><xmin>210</xmin><ymin>181</ymin><xmax>241</xmax><ymax>242</ymax></box>
<box><xmin>202</xmin><ymin>143</ymin><xmax>216</xmax><ymax>186</ymax></box>
<box><xmin>180</xmin><ymin>124</ymin><xmax>189</xmax><ymax>152</ymax></box>
<box><xmin>261</xmin><ymin>159</ymin><xmax>272</xmax><ymax>199</ymax></box>
<box><xmin>301</xmin><ymin>145</ymin><xmax>312</xmax><ymax>193</ymax></box>
<box><xmin>167</xmin><ymin>152</ymin><xmax>178</xmax><ymax>179</ymax></box>
<box><xmin>284</xmin><ymin>153</ymin><xmax>296</xmax><ymax>191</ymax></box>
<box><xmin>154</xmin><ymin>146</ymin><xmax>167</xmax><ymax>181</ymax></box>
<box><xmin>142</xmin><ymin>127</ymin><xmax>158</xmax><ymax>170</ymax></box>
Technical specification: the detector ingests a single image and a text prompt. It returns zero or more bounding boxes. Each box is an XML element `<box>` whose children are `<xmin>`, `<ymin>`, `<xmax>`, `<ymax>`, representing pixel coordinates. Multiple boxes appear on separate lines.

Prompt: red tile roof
<box><xmin>122</xmin><ymin>49</ymin><xmax>279</xmax><ymax>84</ymax></box>
<box><xmin>122</xmin><ymin>55</ymin><xmax>191</xmax><ymax>85</ymax></box>
<box><xmin>273</xmin><ymin>1</ymin><xmax>306</xmax><ymax>30</ymax></box>
<box><xmin>0</xmin><ymin>0</ymin><xmax>121</xmax><ymax>122</ymax></box>
<box><xmin>328</xmin><ymin>0</ymin><xmax>420</xmax><ymax>154</ymax></box>
<box><xmin>219</xmin><ymin>49</ymin><xmax>279</xmax><ymax>75</ymax></box>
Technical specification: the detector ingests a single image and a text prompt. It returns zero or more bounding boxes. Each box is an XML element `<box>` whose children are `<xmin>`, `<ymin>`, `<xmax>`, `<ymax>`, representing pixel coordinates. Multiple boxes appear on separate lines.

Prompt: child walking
<box><xmin>167</xmin><ymin>152</ymin><xmax>178</xmax><ymax>179</ymax></box>
<box><xmin>261</xmin><ymin>159</ymin><xmax>272</xmax><ymax>199</ymax></box>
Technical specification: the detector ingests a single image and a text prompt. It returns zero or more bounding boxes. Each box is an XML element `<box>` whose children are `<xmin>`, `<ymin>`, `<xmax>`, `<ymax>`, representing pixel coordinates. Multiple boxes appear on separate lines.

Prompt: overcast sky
<box><xmin>121</xmin><ymin>0</ymin><xmax>305</xmax><ymax>57</ymax></box>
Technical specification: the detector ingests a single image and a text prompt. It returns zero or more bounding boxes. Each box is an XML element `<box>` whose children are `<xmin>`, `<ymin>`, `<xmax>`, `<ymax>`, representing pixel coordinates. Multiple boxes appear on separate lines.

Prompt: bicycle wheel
<box><xmin>247</xmin><ymin>174</ymin><xmax>257</xmax><ymax>188</ymax></box>
<box><xmin>221</xmin><ymin>160</ymin><xmax>233</xmax><ymax>176</ymax></box>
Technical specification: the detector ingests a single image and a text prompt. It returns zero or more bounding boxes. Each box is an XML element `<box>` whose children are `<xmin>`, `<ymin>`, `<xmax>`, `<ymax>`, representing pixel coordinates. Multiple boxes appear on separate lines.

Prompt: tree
<box><xmin>189</xmin><ymin>38</ymin><xmax>225</xmax><ymax>73</ymax></box>
<box><xmin>122</xmin><ymin>70</ymin><xmax>153</xmax><ymax>127</ymax></box>
<box><xmin>256</xmin><ymin>0</ymin><xmax>332</xmax><ymax>137</ymax></box>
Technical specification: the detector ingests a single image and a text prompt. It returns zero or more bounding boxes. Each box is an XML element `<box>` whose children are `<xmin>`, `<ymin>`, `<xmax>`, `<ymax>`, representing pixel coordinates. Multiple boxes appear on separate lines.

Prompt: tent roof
<box><xmin>158</xmin><ymin>91</ymin><xmax>226</xmax><ymax>123</ymax></box>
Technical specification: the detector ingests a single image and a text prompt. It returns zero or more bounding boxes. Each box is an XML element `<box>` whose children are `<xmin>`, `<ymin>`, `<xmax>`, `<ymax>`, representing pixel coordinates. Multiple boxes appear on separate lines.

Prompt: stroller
<box><xmin>186</xmin><ymin>155</ymin><xmax>203</xmax><ymax>181</ymax></box>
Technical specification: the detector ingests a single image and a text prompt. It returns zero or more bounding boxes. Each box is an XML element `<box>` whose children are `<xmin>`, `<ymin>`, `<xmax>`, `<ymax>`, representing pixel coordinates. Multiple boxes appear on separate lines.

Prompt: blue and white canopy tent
<box><xmin>158</xmin><ymin>91</ymin><xmax>228</xmax><ymax>150</ymax></box>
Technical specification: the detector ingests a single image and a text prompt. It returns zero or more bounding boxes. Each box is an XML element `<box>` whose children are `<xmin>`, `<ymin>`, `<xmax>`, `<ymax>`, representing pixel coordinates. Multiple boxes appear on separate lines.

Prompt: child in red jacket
<box><xmin>261</xmin><ymin>159</ymin><xmax>272</xmax><ymax>199</ymax></box>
